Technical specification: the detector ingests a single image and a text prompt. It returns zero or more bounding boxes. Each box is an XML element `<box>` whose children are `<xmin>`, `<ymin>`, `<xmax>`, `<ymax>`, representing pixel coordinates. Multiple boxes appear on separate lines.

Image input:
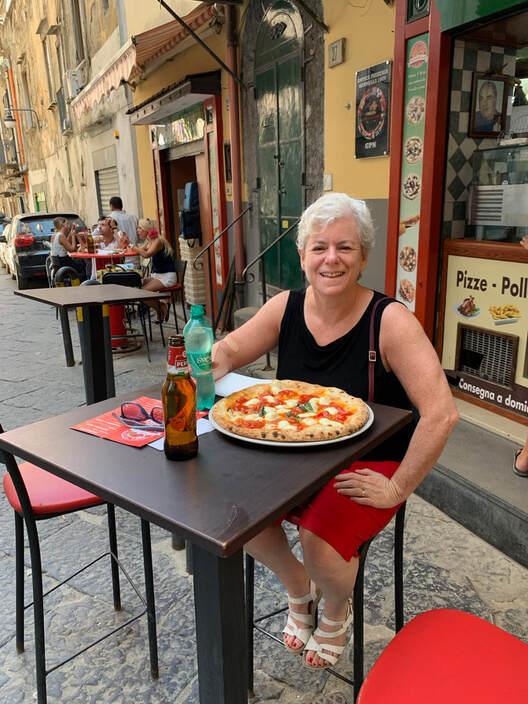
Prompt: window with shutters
<box><xmin>95</xmin><ymin>167</ymin><xmax>120</xmax><ymax>217</ymax></box>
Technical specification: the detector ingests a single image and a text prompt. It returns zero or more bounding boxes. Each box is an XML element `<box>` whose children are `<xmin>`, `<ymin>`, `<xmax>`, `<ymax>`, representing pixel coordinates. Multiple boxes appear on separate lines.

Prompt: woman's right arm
<box><xmin>212</xmin><ymin>291</ymin><xmax>289</xmax><ymax>380</ymax></box>
<box><xmin>59</xmin><ymin>228</ymin><xmax>76</xmax><ymax>253</ymax></box>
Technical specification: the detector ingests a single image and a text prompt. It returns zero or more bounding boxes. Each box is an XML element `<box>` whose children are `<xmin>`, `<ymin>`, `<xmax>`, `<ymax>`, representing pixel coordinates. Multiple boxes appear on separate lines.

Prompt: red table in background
<box><xmin>70</xmin><ymin>250</ymin><xmax>142</xmax><ymax>350</ymax></box>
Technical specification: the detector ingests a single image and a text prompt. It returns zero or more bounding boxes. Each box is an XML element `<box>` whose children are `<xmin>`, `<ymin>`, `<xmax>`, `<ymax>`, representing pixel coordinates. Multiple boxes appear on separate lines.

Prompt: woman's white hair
<box><xmin>297</xmin><ymin>193</ymin><xmax>375</xmax><ymax>252</ymax></box>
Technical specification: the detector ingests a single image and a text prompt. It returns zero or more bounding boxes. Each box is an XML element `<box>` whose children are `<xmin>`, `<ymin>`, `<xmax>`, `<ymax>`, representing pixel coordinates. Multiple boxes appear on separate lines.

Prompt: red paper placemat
<box><xmin>71</xmin><ymin>396</ymin><xmax>164</xmax><ymax>448</ymax></box>
<box><xmin>71</xmin><ymin>396</ymin><xmax>209</xmax><ymax>448</ymax></box>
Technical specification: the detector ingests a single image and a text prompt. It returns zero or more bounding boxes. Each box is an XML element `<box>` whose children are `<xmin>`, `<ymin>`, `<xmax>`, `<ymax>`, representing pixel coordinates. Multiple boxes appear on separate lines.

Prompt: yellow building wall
<box><xmin>324</xmin><ymin>0</ymin><xmax>395</xmax><ymax>200</ymax></box>
<box><xmin>124</xmin><ymin>0</ymin><xmax>197</xmax><ymax>36</ymax></box>
<box><xmin>132</xmin><ymin>31</ymin><xmax>228</xmax><ymax>220</ymax></box>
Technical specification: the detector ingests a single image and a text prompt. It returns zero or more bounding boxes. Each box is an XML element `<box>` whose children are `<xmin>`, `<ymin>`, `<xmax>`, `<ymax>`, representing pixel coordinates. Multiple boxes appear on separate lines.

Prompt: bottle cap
<box><xmin>190</xmin><ymin>304</ymin><xmax>205</xmax><ymax>318</ymax></box>
<box><xmin>168</xmin><ymin>335</ymin><xmax>185</xmax><ymax>348</ymax></box>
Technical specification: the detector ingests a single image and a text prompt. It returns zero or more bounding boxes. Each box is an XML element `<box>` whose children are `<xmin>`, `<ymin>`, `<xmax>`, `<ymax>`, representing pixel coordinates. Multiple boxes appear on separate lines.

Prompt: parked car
<box><xmin>0</xmin><ymin>221</ymin><xmax>12</xmax><ymax>269</ymax></box>
<box><xmin>3</xmin><ymin>212</ymin><xmax>87</xmax><ymax>289</ymax></box>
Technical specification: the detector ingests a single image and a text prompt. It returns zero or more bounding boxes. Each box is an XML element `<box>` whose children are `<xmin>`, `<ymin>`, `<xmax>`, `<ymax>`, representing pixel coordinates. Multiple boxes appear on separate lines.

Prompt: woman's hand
<box><xmin>334</xmin><ymin>467</ymin><xmax>404</xmax><ymax>509</ymax></box>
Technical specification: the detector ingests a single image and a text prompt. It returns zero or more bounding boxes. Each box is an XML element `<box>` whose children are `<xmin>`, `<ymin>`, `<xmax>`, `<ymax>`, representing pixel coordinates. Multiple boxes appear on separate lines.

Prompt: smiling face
<box><xmin>299</xmin><ymin>217</ymin><xmax>368</xmax><ymax>296</ymax></box>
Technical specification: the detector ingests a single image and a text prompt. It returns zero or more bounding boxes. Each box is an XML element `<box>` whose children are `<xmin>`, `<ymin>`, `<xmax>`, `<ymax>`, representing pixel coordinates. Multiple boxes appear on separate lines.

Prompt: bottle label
<box><xmin>167</xmin><ymin>345</ymin><xmax>188</xmax><ymax>370</ymax></box>
<box><xmin>187</xmin><ymin>351</ymin><xmax>212</xmax><ymax>373</ymax></box>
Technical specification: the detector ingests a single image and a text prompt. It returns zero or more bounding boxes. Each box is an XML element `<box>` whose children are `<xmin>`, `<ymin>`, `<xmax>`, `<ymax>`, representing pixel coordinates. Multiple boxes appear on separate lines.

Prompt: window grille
<box><xmin>457</xmin><ymin>325</ymin><xmax>516</xmax><ymax>387</ymax></box>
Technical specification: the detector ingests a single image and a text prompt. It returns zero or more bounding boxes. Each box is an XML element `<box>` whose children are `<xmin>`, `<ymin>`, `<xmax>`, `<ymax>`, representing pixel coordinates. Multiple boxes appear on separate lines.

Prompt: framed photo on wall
<box><xmin>469</xmin><ymin>74</ymin><xmax>508</xmax><ymax>138</ymax></box>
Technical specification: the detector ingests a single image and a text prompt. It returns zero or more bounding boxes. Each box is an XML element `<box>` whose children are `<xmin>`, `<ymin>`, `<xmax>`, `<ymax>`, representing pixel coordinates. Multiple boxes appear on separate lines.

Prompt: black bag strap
<box><xmin>368</xmin><ymin>296</ymin><xmax>391</xmax><ymax>402</ymax></box>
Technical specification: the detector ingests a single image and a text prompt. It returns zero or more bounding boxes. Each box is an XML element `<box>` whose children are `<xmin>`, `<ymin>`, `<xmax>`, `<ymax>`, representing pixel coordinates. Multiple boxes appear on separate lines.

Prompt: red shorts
<box><xmin>284</xmin><ymin>461</ymin><xmax>401</xmax><ymax>562</ymax></box>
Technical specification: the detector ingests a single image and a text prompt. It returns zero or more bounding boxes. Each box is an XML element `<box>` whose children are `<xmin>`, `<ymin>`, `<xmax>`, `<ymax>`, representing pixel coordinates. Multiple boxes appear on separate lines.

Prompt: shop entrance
<box><xmin>255</xmin><ymin>0</ymin><xmax>304</xmax><ymax>291</ymax></box>
<box><xmin>163</xmin><ymin>155</ymin><xmax>197</xmax><ymax>244</ymax></box>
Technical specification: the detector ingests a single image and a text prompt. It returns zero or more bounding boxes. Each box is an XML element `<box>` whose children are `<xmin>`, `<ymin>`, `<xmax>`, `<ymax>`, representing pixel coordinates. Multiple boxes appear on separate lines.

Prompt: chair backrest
<box><xmin>101</xmin><ymin>271</ymin><xmax>142</xmax><ymax>288</ymax></box>
<box><xmin>174</xmin><ymin>259</ymin><xmax>187</xmax><ymax>285</ymax></box>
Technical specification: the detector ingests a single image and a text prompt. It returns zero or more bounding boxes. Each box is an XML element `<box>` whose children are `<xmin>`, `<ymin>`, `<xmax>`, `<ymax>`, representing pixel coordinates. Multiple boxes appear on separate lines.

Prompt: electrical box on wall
<box><xmin>407</xmin><ymin>0</ymin><xmax>430</xmax><ymax>23</ymax></box>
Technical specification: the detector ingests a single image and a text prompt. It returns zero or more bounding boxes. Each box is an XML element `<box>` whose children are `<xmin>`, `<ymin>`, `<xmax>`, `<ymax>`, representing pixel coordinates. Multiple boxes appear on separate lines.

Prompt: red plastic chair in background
<box><xmin>1</xmin><ymin>427</ymin><xmax>158</xmax><ymax>704</ymax></box>
<box><xmin>356</xmin><ymin>608</ymin><xmax>528</xmax><ymax>704</ymax></box>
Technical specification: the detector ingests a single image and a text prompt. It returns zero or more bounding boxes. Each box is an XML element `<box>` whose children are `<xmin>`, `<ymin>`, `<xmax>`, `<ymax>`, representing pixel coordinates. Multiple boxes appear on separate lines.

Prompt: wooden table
<box><xmin>14</xmin><ymin>286</ymin><xmax>170</xmax><ymax>404</ymax></box>
<box><xmin>0</xmin><ymin>385</ymin><xmax>412</xmax><ymax>703</ymax></box>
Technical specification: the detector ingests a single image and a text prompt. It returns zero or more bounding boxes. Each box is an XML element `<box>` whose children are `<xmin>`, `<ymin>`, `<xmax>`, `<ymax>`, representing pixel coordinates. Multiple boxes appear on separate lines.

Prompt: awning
<box><xmin>127</xmin><ymin>71</ymin><xmax>221</xmax><ymax>126</ymax></box>
<box><xmin>71</xmin><ymin>3</ymin><xmax>220</xmax><ymax>119</ymax></box>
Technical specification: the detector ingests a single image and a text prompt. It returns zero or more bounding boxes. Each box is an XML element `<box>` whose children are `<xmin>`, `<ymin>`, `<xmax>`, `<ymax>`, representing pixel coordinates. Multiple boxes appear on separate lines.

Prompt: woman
<box><xmin>212</xmin><ymin>193</ymin><xmax>458</xmax><ymax>670</ymax></box>
<box><xmin>129</xmin><ymin>218</ymin><xmax>177</xmax><ymax>321</ymax></box>
<box><xmin>50</xmin><ymin>217</ymin><xmax>86</xmax><ymax>280</ymax></box>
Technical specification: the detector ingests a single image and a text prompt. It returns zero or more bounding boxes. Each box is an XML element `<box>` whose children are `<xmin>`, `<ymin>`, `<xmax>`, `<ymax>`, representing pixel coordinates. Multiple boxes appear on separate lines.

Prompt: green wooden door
<box><xmin>255</xmin><ymin>0</ymin><xmax>304</xmax><ymax>290</ymax></box>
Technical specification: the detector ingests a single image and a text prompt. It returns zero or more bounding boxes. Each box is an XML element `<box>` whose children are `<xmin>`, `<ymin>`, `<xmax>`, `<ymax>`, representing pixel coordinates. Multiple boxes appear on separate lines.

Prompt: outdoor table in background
<box><xmin>0</xmin><ymin>384</ymin><xmax>412</xmax><ymax>704</ymax></box>
<box><xmin>70</xmin><ymin>250</ymin><xmax>141</xmax><ymax>349</ymax></box>
<box><xmin>14</xmin><ymin>286</ymin><xmax>170</xmax><ymax>404</ymax></box>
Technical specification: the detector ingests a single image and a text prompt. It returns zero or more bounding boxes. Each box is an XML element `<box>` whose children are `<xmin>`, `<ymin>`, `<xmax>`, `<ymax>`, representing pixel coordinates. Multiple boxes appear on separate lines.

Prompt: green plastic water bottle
<box><xmin>183</xmin><ymin>305</ymin><xmax>216</xmax><ymax>410</ymax></box>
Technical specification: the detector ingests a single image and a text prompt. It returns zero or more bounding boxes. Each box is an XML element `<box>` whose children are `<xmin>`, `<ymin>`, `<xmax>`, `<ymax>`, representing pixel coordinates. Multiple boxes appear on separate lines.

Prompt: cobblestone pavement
<box><xmin>0</xmin><ymin>269</ymin><xmax>527</xmax><ymax>703</ymax></box>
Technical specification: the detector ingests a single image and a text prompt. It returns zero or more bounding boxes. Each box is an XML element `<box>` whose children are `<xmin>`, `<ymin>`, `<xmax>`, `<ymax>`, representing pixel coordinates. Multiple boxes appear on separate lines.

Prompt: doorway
<box><xmin>255</xmin><ymin>0</ymin><xmax>304</xmax><ymax>291</ymax></box>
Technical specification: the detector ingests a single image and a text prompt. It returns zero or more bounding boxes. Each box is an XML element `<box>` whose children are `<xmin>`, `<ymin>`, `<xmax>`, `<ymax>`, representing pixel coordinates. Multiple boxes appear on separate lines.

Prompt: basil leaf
<box><xmin>298</xmin><ymin>401</ymin><xmax>314</xmax><ymax>413</ymax></box>
<box><xmin>259</xmin><ymin>406</ymin><xmax>266</xmax><ymax>417</ymax></box>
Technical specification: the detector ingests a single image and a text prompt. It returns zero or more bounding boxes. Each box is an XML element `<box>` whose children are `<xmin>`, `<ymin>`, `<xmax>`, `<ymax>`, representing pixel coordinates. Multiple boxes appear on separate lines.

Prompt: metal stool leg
<box><xmin>25</xmin><ymin>513</ymin><xmax>47</xmax><ymax>704</ymax></box>
<box><xmin>15</xmin><ymin>511</ymin><xmax>24</xmax><ymax>653</ymax></box>
<box><xmin>394</xmin><ymin>502</ymin><xmax>406</xmax><ymax>633</ymax></box>
<box><xmin>106</xmin><ymin>504</ymin><xmax>121</xmax><ymax>611</ymax></box>
<box><xmin>138</xmin><ymin>307</ymin><xmax>151</xmax><ymax>363</ymax></box>
<box><xmin>141</xmin><ymin>519</ymin><xmax>159</xmax><ymax>678</ymax></box>
<box><xmin>245</xmin><ymin>553</ymin><xmax>255</xmax><ymax>698</ymax></box>
<box><xmin>353</xmin><ymin>542</ymin><xmax>371</xmax><ymax>702</ymax></box>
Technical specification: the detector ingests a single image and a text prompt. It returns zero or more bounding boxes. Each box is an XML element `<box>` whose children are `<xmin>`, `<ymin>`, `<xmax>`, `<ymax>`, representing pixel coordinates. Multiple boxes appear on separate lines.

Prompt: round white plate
<box><xmin>208</xmin><ymin>405</ymin><xmax>374</xmax><ymax>448</ymax></box>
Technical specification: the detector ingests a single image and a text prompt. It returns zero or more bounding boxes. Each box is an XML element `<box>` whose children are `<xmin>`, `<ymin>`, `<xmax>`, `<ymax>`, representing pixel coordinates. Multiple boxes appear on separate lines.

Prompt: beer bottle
<box><xmin>162</xmin><ymin>335</ymin><xmax>198</xmax><ymax>460</ymax></box>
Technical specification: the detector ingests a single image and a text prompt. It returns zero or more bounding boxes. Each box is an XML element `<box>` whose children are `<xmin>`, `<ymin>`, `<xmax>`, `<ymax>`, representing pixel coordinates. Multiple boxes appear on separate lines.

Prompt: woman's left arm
<box><xmin>335</xmin><ymin>303</ymin><xmax>459</xmax><ymax>508</ymax></box>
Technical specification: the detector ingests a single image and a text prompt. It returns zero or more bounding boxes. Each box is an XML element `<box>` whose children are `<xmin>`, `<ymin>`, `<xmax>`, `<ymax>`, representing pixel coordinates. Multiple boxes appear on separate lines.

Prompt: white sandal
<box><xmin>303</xmin><ymin>599</ymin><xmax>353</xmax><ymax>669</ymax></box>
<box><xmin>282</xmin><ymin>581</ymin><xmax>321</xmax><ymax>655</ymax></box>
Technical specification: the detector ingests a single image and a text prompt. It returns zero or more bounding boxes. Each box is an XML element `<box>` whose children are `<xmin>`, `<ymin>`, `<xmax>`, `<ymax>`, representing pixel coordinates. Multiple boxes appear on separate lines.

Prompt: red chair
<box><xmin>357</xmin><ymin>608</ymin><xmax>528</xmax><ymax>704</ymax></box>
<box><xmin>1</xmin><ymin>440</ymin><xmax>158</xmax><ymax>704</ymax></box>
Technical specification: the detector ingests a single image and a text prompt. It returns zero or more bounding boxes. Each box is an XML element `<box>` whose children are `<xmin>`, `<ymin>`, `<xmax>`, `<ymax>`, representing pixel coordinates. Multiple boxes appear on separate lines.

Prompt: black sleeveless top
<box><xmin>276</xmin><ymin>289</ymin><xmax>416</xmax><ymax>461</ymax></box>
<box><xmin>152</xmin><ymin>248</ymin><xmax>175</xmax><ymax>274</ymax></box>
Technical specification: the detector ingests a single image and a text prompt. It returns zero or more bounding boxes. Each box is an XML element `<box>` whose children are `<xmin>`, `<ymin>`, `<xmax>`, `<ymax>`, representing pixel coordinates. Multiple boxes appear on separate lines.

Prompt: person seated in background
<box><xmin>50</xmin><ymin>217</ymin><xmax>86</xmax><ymax>280</ymax></box>
<box><xmin>129</xmin><ymin>218</ymin><xmax>177</xmax><ymax>321</ymax></box>
<box><xmin>95</xmin><ymin>218</ymin><xmax>122</xmax><ymax>251</ymax></box>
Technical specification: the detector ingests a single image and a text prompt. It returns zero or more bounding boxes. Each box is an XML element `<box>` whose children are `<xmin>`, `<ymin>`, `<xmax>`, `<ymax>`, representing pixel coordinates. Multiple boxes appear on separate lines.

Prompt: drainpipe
<box><xmin>226</xmin><ymin>6</ymin><xmax>246</xmax><ymax>294</ymax></box>
<box><xmin>117</xmin><ymin>0</ymin><xmax>143</xmax><ymax>217</ymax></box>
<box><xmin>7</xmin><ymin>66</ymin><xmax>29</xmax><ymax>197</ymax></box>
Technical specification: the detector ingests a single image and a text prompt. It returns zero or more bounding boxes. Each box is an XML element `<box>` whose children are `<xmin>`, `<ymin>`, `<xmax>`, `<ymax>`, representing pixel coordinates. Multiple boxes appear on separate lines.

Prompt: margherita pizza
<box><xmin>211</xmin><ymin>380</ymin><xmax>370</xmax><ymax>442</ymax></box>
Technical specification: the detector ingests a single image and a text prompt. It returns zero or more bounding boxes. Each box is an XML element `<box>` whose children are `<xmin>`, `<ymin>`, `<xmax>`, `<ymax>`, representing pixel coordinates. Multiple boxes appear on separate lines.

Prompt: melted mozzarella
<box><xmin>244</xmin><ymin>397</ymin><xmax>261</xmax><ymax>407</ymax></box>
<box><xmin>298</xmin><ymin>412</ymin><xmax>316</xmax><ymax>418</ymax></box>
<box><xmin>318</xmin><ymin>396</ymin><xmax>330</xmax><ymax>406</ymax></box>
<box><xmin>263</xmin><ymin>407</ymin><xmax>278</xmax><ymax>420</ymax></box>
<box><xmin>277</xmin><ymin>420</ymin><xmax>295</xmax><ymax>430</ymax></box>
<box><xmin>302</xmin><ymin>418</ymin><xmax>317</xmax><ymax>426</ymax></box>
<box><xmin>325</xmin><ymin>407</ymin><xmax>339</xmax><ymax>415</ymax></box>
<box><xmin>319</xmin><ymin>418</ymin><xmax>343</xmax><ymax>428</ymax></box>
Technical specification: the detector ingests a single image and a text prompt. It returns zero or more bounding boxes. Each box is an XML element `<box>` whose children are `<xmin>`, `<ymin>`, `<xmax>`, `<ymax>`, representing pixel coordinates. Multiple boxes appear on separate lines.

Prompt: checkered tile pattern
<box><xmin>443</xmin><ymin>40</ymin><xmax>516</xmax><ymax>238</ymax></box>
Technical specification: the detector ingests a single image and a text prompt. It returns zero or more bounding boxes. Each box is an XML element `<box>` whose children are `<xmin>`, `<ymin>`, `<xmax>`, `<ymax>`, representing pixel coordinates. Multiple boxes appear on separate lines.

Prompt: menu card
<box><xmin>72</xmin><ymin>396</ymin><xmax>164</xmax><ymax>448</ymax></box>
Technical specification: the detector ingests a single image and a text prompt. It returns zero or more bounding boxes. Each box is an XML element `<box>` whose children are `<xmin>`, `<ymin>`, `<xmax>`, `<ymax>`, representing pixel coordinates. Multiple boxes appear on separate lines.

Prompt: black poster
<box><xmin>355</xmin><ymin>61</ymin><xmax>392</xmax><ymax>159</ymax></box>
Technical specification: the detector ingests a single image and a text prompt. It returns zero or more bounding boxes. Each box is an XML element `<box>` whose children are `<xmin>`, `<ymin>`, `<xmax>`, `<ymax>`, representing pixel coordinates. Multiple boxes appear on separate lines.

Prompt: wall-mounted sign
<box><xmin>155</xmin><ymin>104</ymin><xmax>205</xmax><ymax>150</ymax></box>
<box><xmin>328</xmin><ymin>38</ymin><xmax>345</xmax><ymax>68</ymax></box>
<box><xmin>395</xmin><ymin>33</ymin><xmax>429</xmax><ymax>312</ymax></box>
<box><xmin>441</xmin><ymin>250</ymin><xmax>528</xmax><ymax>419</ymax></box>
<box><xmin>355</xmin><ymin>60</ymin><xmax>392</xmax><ymax>159</ymax></box>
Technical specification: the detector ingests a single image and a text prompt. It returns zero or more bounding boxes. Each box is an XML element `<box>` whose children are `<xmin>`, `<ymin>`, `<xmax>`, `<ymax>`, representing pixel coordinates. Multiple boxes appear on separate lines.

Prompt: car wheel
<box><xmin>15</xmin><ymin>269</ymin><xmax>27</xmax><ymax>289</ymax></box>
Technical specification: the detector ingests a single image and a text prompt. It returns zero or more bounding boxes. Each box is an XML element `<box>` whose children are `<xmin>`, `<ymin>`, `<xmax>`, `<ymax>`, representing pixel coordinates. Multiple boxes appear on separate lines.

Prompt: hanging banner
<box><xmin>395</xmin><ymin>34</ymin><xmax>429</xmax><ymax>312</ymax></box>
<box><xmin>355</xmin><ymin>61</ymin><xmax>392</xmax><ymax>159</ymax></box>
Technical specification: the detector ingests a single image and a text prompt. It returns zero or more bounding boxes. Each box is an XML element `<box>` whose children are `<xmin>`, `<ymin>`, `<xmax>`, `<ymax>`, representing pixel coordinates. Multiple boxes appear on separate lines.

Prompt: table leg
<box><xmin>76</xmin><ymin>304</ymin><xmax>115</xmax><ymax>404</ymax></box>
<box><xmin>192</xmin><ymin>546</ymin><xmax>247</xmax><ymax>704</ymax></box>
<box><xmin>59</xmin><ymin>307</ymin><xmax>75</xmax><ymax>367</ymax></box>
